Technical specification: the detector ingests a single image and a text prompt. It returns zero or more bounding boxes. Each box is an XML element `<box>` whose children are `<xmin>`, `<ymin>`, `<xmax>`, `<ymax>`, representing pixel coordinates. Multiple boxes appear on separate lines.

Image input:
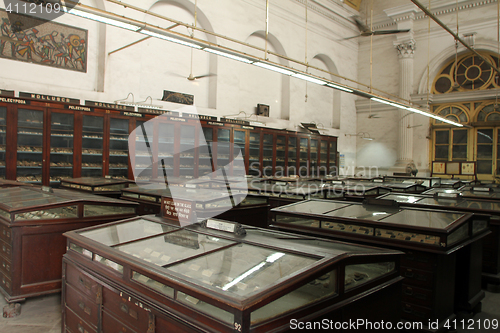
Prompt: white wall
<box><xmin>0</xmin><ymin>0</ymin><xmax>361</xmax><ymax>168</ymax></box>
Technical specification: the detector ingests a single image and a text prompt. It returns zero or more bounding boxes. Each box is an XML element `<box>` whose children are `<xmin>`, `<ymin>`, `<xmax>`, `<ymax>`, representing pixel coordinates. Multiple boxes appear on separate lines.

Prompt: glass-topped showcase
<box><xmin>64</xmin><ymin>216</ymin><xmax>402</xmax><ymax>333</ymax></box>
<box><xmin>0</xmin><ymin>186</ymin><xmax>138</xmax><ymax>302</ymax></box>
<box><xmin>17</xmin><ymin>109</ymin><xmax>44</xmax><ymax>184</ymax></box>
<box><xmin>60</xmin><ymin>177</ymin><xmax>133</xmax><ymax>197</ymax></box>
<box><xmin>271</xmin><ymin>199</ymin><xmax>488</xmax><ymax>250</ymax></box>
<box><xmin>382</xmin><ymin>176</ymin><xmax>442</xmax><ymax>188</ymax></box>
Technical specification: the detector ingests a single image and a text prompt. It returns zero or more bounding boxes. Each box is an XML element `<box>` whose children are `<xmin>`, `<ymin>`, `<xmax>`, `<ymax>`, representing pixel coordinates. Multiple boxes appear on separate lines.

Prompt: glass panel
<box><xmin>249</xmin><ymin>131</ymin><xmax>260</xmax><ymax>176</ymax></box>
<box><xmin>132</xmin><ymin>271</ymin><xmax>174</xmax><ymax>298</ymax></box>
<box><xmin>299</xmin><ymin>138</ymin><xmax>308</xmax><ymax>176</ymax></box>
<box><xmin>375</xmin><ymin>228</ymin><xmax>440</xmax><ymax>245</ymax></box>
<box><xmin>447</xmin><ymin>224</ymin><xmax>469</xmax><ymax>246</ymax></box>
<box><xmin>79</xmin><ymin>219</ymin><xmax>176</xmax><ymax>246</ymax></box>
<box><xmin>329</xmin><ymin>141</ymin><xmax>337</xmax><ymax>176</ymax></box>
<box><xmin>275</xmin><ymin>215</ymin><xmax>320</xmax><ymax>227</ymax></box>
<box><xmin>435</xmin><ymin>131</ymin><xmax>449</xmax><ymax>144</ymax></box>
<box><xmin>288</xmin><ymin>137</ymin><xmax>297</xmax><ymax>176</ymax></box>
<box><xmin>377</xmin><ymin>194</ymin><xmax>423</xmax><ymax>204</ymax></box>
<box><xmin>116</xmin><ymin>230</ymin><xmax>235</xmax><ymax>266</ymax></box>
<box><xmin>69</xmin><ymin>243</ymin><xmax>92</xmax><ymax>258</ymax></box>
<box><xmin>82</xmin><ymin>115</ymin><xmax>103</xmax><ymax>177</ymax></box>
<box><xmin>452</xmin><ymin>145</ymin><xmax>467</xmax><ymax>160</ymax></box>
<box><xmin>94</xmin><ymin>254</ymin><xmax>123</xmax><ymax>273</ymax></box>
<box><xmin>109</xmin><ymin>118</ymin><xmax>129</xmax><ymax>179</ymax></box>
<box><xmin>322</xmin><ymin>221</ymin><xmax>373</xmax><ymax>235</ymax></box>
<box><xmin>326</xmin><ymin>205</ymin><xmax>399</xmax><ymax>220</ymax></box>
<box><xmin>0</xmin><ymin>107</ymin><xmax>5</xmax><ymax>179</ymax></box>
<box><xmin>83</xmin><ymin>205</ymin><xmax>135</xmax><ymax>217</ymax></box>
<box><xmin>310</xmin><ymin>139</ymin><xmax>318</xmax><ymax>176</ymax></box>
<box><xmin>167</xmin><ymin>244</ymin><xmax>318</xmax><ymax>298</ymax></box>
<box><xmin>477</xmin><ymin>129</ymin><xmax>493</xmax><ymax>144</ymax></box>
<box><xmin>50</xmin><ymin>113</ymin><xmax>74</xmax><ymax>186</ymax></box>
<box><xmin>179</xmin><ymin>125</ymin><xmax>195</xmax><ymax>178</ymax></box>
<box><xmin>14</xmin><ymin>205</ymin><xmax>78</xmax><ymax>220</ymax></box>
<box><xmin>477</xmin><ymin>160</ymin><xmax>492</xmax><ymax>174</ymax></box>
<box><xmin>472</xmin><ymin>220</ymin><xmax>488</xmax><ymax>235</ymax></box>
<box><xmin>319</xmin><ymin>141</ymin><xmax>328</xmax><ymax>176</ymax></box>
<box><xmin>239</xmin><ymin>196</ymin><xmax>267</xmax><ymax>206</ymax></box>
<box><xmin>345</xmin><ymin>262</ymin><xmax>395</xmax><ymax>291</ymax></box>
<box><xmin>434</xmin><ymin>146</ymin><xmax>449</xmax><ymax>160</ymax></box>
<box><xmin>157</xmin><ymin>121</ymin><xmax>175</xmax><ymax>180</ymax></box>
<box><xmin>217</xmin><ymin>128</ymin><xmax>231</xmax><ymax>175</ymax></box>
<box><xmin>262</xmin><ymin>134</ymin><xmax>273</xmax><ymax>177</ymax></box>
<box><xmin>275</xmin><ymin>135</ymin><xmax>286</xmax><ymax>176</ymax></box>
<box><xmin>198</xmin><ymin>127</ymin><xmax>214</xmax><ymax>177</ymax></box>
<box><xmin>234</xmin><ymin>130</ymin><xmax>246</xmax><ymax>176</ymax></box>
<box><xmin>379</xmin><ymin>210</ymin><xmax>463</xmax><ymax>228</ymax></box>
<box><xmin>477</xmin><ymin>145</ymin><xmax>493</xmax><ymax>159</ymax></box>
<box><xmin>17</xmin><ymin>109</ymin><xmax>44</xmax><ymax>184</ymax></box>
<box><xmin>177</xmin><ymin>291</ymin><xmax>233</xmax><ymax>324</ymax></box>
<box><xmin>134</xmin><ymin>120</ymin><xmax>154</xmax><ymax>181</ymax></box>
<box><xmin>276</xmin><ymin>201</ymin><xmax>350</xmax><ymax>214</ymax></box>
<box><xmin>251</xmin><ymin>270</ymin><xmax>337</xmax><ymax>324</ymax></box>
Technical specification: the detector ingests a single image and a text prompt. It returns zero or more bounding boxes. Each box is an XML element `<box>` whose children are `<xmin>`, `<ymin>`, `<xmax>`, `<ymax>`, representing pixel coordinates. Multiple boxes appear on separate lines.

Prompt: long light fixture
<box><xmin>140</xmin><ymin>30</ymin><xmax>202</xmax><ymax>49</ymax></box>
<box><xmin>60</xmin><ymin>3</ymin><xmax>463</xmax><ymax>127</ymax></box>
<box><xmin>204</xmin><ymin>48</ymin><xmax>254</xmax><ymax>64</ymax></box>
<box><xmin>63</xmin><ymin>7</ymin><xmax>142</xmax><ymax>31</ymax></box>
<box><xmin>371</xmin><ymin>97</ymin><xmax>463</xmax><ymax>127</ymax></box>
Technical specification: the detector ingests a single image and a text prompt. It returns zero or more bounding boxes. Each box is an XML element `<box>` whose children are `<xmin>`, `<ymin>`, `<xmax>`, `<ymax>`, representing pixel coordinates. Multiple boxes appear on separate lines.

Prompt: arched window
<box><xmin>476</xmin><ymin>103</ymin><xmax>500</xmax><ymax>122</ymax></box>
<box><xmin>434</xmin><ymin>105</ymin><xmax>469</xmax><ymax>125</ymax></box>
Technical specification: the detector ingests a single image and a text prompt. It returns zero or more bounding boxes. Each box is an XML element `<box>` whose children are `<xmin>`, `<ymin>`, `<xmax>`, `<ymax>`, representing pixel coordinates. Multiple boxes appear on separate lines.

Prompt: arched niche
<box><xmin>139</xmin><ymin>0</ymin><xmax>218</xmax><ymax>109</ymax></box>
<box><xmin>238</xmin><ymin>31</ymin><xmax>290</xmax><ymax>120</ymax></box>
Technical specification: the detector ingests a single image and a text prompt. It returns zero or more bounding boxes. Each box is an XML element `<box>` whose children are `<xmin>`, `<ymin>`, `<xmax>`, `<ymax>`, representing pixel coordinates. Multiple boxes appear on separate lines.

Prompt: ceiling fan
<box><xmin>343</xmin><ymin>16</ymin><xmax>410</xmax><ymax>40</ymax></box>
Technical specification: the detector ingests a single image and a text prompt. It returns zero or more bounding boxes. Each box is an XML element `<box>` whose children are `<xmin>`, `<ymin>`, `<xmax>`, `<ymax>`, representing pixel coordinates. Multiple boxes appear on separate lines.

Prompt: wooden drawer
<box><xmin>402</xmin><ymin>302</ymin><xmax>433</xmax><ymax>322</ymax></box>
<box><xmin>401</xmin><ymin>266</ymin><xmax>434</xmax><ymax>288</ymax></box>
<box><xmin>65</xmin><ymin>283</ymin><xmax>99</xmax><ymax>328</ymax></box>
<box><xmin>0</xmin><ymin>256</ymin><xmax>11</xmax><ymax>277</ymax></box>
<box><xmin>156</xmin><ymin>315</ymin><xmax>200</xmax><ymax>333</ymax></box>
<box><xmin>0</xmin><ymin>225</ymin><xmax>11</xmax><ymax>244</ymax></box>
<box><xmin>0</xmin><ymin>239</ymin><xmax>11</xmax><ymax>260</ymax></box>
<box><xmin>66</xmin><ymin>262</ymin><xmax>101</xmax><ymax>303</ymax></box>
<box><xmin>65</xmin><ymin>306</ymin><xmax>97</xmax><ymax>333</ymax></box>
<box><xmin>402</xmin><ymin>284</ymin><xmax>433</xmax><ymax>308</ymax></box>
<box><xmin>0</xmin><ymin>271</ymin><xmax>12</xmax><ymax>293</ymax></box>
<box><xmin>102</xmin><ymin>310</ymin><xmax>137</xmax><ymax>333</ymax></box>
<box><xmin>401</xmin><ymin>251</ymin><xmax>436</xmax><ymax>271</ymax></box>
<box><xmin>102</xmin><ymin>287</ymin><xmax>150</xmax><ymax>332</ymax></box>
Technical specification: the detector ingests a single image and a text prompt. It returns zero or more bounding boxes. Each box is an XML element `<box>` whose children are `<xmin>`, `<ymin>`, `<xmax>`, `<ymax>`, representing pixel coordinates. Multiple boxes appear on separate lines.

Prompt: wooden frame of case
<box><xmin>0</xmin><ymin>186</ymin><xmax>138</xmax><ymax>302</ymax></box>
<box><xmin>269</xmin><ymin>199</ymin><xmax>490</xmax><ymax>331</ymax></box>
<box><xmin>62</xmin><ymin>216</ymin><xmax>403</xmax><ymax>333</ymax></box>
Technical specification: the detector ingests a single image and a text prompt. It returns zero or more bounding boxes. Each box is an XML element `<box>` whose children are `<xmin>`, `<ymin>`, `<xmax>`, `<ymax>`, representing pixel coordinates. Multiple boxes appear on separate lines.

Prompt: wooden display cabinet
<box><xmin>0</xmin><ymin>186</ymin><xmax>138</xmax><ymax>302</ymax></box>
<box><xmin>270</xmin><ymin>199</ymin><xmax>490</xmax><ymax>332</ymax></box>
<box><xmin>60</xmin><ymin>177</ymin><xmax>134</xmax><ymax>198</ymax></box>
<box><xmin>62</xmin><ymin>216</ymin><xmax>403</xmax><ymax>333</ymax></box>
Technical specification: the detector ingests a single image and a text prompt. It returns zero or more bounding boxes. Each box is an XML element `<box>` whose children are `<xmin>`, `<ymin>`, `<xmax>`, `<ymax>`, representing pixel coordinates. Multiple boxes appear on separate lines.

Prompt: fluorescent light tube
<box><xmin>254</xmin><ymin>62</ymin><xmax>295</xmax><ymax>75</ymax></box>
<box><xmin>64</xmin><ymin>7</ymin><xmax>142</xmax><ymax>31</ymax></box>
<box><xmin>292</xmin><ymin>73</ymin><xmax>327</xmax><ymax>85</ymax></box>
<box><xmin>204</xmin><ymin>48</ymin><xmax>253</xmax><ymax>63</ymax></box>
<box><xmin>371</xmin><ymin>97</ymin><xmax>406</xmax><ymax>110</ymax></box>
<box><xmin>141</xmin><ymin>30</ymin><xmax>202</xmax><ymax>49</ymax></box>
<box><xmin>327</xmin><ymin>83</ymin><xmax>353</xmax><ymax>93</ymax></box>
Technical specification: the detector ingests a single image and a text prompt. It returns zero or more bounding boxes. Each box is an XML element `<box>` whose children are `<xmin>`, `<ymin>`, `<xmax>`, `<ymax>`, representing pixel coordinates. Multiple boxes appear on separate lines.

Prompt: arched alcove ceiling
<box><xmin>248</xmin><ymin>30</ymin><xmax>290</xmax><ymax>120</ymax></box>
<box><xmin>146</xmin><ymin>0</ymin><xmax>218</xmax><ymax>109</ymax></box>
<box><xmin>311</xmin><ymin>54</ymin><xmax>341</xmax><ymax>129</ymax></box>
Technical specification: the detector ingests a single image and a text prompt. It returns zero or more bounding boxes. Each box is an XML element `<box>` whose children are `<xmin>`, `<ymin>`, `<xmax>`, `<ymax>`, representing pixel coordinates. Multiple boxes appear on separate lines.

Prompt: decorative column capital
<box><xmin>394</xmin><ymin>40</ymin><xmax>416</xmax><ymax>59</ymax></box>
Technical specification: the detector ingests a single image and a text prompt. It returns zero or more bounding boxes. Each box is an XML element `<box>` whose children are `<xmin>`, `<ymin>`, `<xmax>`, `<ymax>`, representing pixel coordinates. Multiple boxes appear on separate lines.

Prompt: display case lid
<box><xmin>272</xmin><ymin>199</ymin><xmax>470</xmax><ymax>231</ymax></box>
<box><xmin>61</xmin><ymin>177</ymin><xmax>133</xmax><ymax>186</ymax></box>
<box><xmin>69</xmin><ymin>216</ymin><xmax>401</xmax><ymax>304</ymax></box>
<box><xmin>0</xmin><ymin>187</ymin><xmax>137</xmax><ymax>212</ymax></box>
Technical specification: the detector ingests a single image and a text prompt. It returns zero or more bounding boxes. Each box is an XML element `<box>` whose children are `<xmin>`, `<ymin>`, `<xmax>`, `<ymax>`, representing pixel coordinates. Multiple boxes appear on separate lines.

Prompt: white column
<box><xmin>394</xmin><ymin>40</ymin><xmax>416</xmax><ymax>167</ymax></box>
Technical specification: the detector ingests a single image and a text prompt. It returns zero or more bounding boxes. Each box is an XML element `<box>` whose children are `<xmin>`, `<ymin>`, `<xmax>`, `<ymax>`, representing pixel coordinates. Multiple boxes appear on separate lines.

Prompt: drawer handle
<box><xmin>77</xmin><ymin>323</ymin><xmax>89</xmax><ymax>333</ymax></box>
<box><xmin>78</xmin><ymin>276</ymin><xmax>91</xmax><ymax>290</ymax></box>
<box><xmin>404</xmin><ymin>271</ymin><xmax>414</xmax><ymax>278</ymax></box>
<box><xmin>120</xmin><ymin>302</ymin><xmax>128</xmax><ymax>314</ymax></box>
<box><xmin>78</xmin><ymin>301</ymin><xmax>91</xmax><ymax>315</ymax></box>
<box><xmin>404</xmin><ymin>289</ymin><xmax>413</xmax><ymax>296</ymax></box>
<box><xmin>129</xmin><ymin>308</ymin><xmax>138</xmax><ymax>320</ymax></box>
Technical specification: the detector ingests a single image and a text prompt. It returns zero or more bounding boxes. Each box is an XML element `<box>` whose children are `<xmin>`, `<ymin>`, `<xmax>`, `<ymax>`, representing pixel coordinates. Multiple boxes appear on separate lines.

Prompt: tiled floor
<box><xmin>0</xmin><ymin>291</ymin><xmax>498</xmax><ymax>332</ymax></box>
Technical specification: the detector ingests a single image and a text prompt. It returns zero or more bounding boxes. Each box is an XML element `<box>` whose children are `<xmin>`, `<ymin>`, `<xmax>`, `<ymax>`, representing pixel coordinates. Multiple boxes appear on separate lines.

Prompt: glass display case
<box><xmin>0</xmin><ymin>186</ymin><xmax>137</xmax><ymax>302</ymax></box>
<box><xmin>382</xmin><ymin>176</ymin><xmax>442</xmax><ymax>188</ymax></box>
<box><xmin>49</xmin><ymin>112</ymin><xmax>74</xmax><ymax>186</ymax></box>
<box><xmin>262</xmin><ymin>134</ymin><xmax>273</xmax><ymax>177</ymax></box>
<box><xmin>60</xmin><ymin>177</ymin><xmax>133</xmax><ymax>198</ymax></box>
<box><xmin>310</xmin><ymin>139</ymin><xmax>318</xmax><ymax>176</ymax></box>
<box><xmin>16</xmin><ymin>109</ymin><xmax>44</xmax><ymax>184</ymax></box>
<box><xmin>157</xmin><ymin>121</ymin><xmax>175</xmax><ymax>179</ymax></box>
<box><xmin>0</xmin><ymin>107</ymin><xmax>4</xmax><ymax>180</ymax></box>
<box><xmin>324</xmin><ymin>184</ymin><xmax>391</xmax><ymax>201</ymax></box>
<box><xmin>199</xmin><ymin>127</ymin><xmax>214</xmax><ymax>177</ymax></box>
<box><xmin>270</xmin><ymin>199</ymin><xmax>490</xmax><ymax>330</ymax></box>
<box><xmin>329</xmin><ymin>141</ymin><xmax>337</xmax><ymax>176</ymax></box>
<box><xmin>288</xmin><ymin>137</ymin><xmax>297</xmax><ymax>176</ymax></box>
<box><xmin>319</xmin><ymin>140</ymin><xmax>328</xmax><ymax>176</ymax></box>
<box><xmin>275</xmin><ymin>135</ymin><xmax>286</xmax><ymax>175</ymax></box>
<box><xmin>108</xmin><ymin>118</ymin><xmax>129</xmax><ymax>179</ymax></box>
<box><xmin>299</xmin><ymin>137</ymin><xmax>308</xmax><ymax>176</ymax></box>
<box><xmin>234</xmin><ymin>129</ymin><xmax>247</xmax><ymax>175</ymax></box>
<box><xmin>81</xmin><ymin>115</ymin><xmax>104</xmax><ymax>178</ymax></box>
<box><xmin>217</xmin><ymin>128</ymin><xmax>231</xmax><ymax>174</ymax></box>
<box><xmin>62</xmin><ymin>216</ymin><xmax>402</xmax><ymax>333</ymax></box>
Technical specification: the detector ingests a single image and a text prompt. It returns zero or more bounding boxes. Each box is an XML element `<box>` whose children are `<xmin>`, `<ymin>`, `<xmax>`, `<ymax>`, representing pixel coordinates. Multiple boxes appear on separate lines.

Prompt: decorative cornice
<box><xmin>395</xmin><ymin>40</ymin><xmax>416</xmax><ymax>58</ymax></box>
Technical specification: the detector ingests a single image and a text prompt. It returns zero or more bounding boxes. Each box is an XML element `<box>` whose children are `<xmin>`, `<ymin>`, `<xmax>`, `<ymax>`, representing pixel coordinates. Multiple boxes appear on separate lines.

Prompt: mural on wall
<box><xmin>0</xmin><ymin>9</ymin><xmax>87</xmax><ymax>72</ymax></box>
<box><xmin>162</xmin><ymin>90</ymin><xmax>194</xmax><ymax>105</ymax></box>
